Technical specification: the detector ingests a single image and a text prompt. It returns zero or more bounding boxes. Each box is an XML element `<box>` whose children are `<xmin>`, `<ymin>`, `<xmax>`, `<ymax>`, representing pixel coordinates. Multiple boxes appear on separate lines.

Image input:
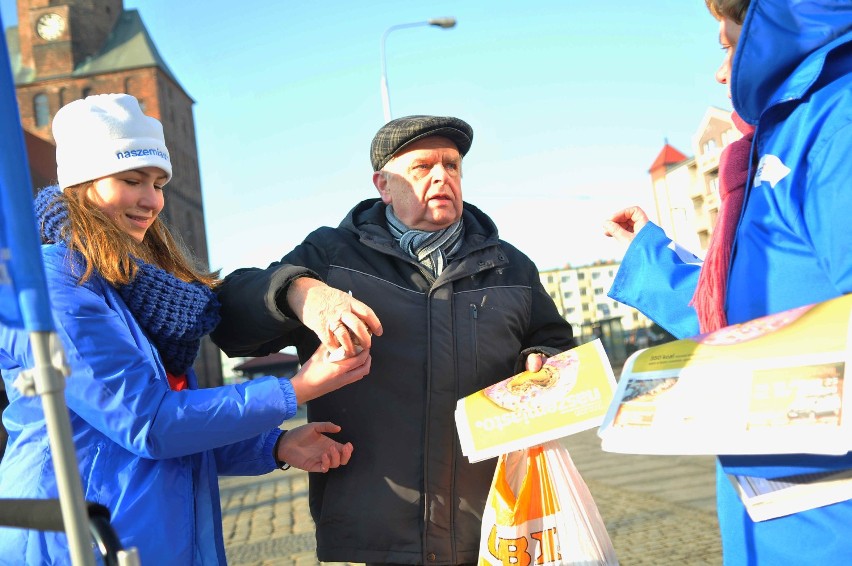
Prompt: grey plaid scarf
<box><xmin>385</xmin><ymin>206</ymin><xmax>464</xmax><ymax>278</ymax></box>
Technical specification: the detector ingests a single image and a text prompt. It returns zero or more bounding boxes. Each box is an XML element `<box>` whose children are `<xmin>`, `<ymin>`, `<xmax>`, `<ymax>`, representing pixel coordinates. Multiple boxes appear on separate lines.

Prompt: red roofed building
<box><xmin>648</xmin><ymin>107</ymin><xmax>741</xmax><ymax>256</ymax></box>
<box><xmin>648</xmin><ymin>144</ymin><xmax>689</xmax><ymax>177</ymax></box>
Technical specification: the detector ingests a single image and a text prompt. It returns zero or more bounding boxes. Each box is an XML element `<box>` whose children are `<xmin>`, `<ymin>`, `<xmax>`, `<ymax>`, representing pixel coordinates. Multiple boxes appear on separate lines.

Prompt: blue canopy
<box><xmin>0</xmin><ymin>11</ymin><xmax>54</xmax><ymax>332</ymax></box>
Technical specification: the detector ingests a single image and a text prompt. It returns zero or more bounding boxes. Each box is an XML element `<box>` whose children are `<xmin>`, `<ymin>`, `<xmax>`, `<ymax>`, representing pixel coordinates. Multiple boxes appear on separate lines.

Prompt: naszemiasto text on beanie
<box><xmin>53</xmin><ymin>93</ymin><xmax>172</xmax><ymax>190</ymax></box>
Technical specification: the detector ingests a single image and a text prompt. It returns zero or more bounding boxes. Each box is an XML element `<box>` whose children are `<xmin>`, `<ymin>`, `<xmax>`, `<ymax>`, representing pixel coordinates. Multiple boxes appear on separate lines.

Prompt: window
<box><xmin>577</xmin><ymin>273</ymin><xmax>585</xmax><ymax>281</ymax></box>
<box><xmin>33</xmin><ymin>93</ymin><xmax>50</xmax><ymax>127</ymax></box>
<box><xmin>591</xmin><ymin>272</ymin><xmax>600</xmax><ymax>280</ymax></box>
<box><xmin>562</xmin><ymin>291</ymin><xmax>572</xmax><ymax>300</ymax></box>
<box><xmin>594</xmin><ymin>288</ymin><xmax>604</xmax><ymax>295</ymax></box>
<box><xmin>82</xmin><ymin>87</ymin><xmax>93</xmax><ymax>98</ymax></box>
<box><xmin>708</xmin><ymin>174</ymin><xmax>720</xmax><ymax>196</ymax></box>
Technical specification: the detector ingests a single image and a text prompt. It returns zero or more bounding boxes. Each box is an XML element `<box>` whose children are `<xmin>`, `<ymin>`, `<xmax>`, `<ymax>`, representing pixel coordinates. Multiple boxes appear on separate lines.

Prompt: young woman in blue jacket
<box><xmin>0</xmin><ymin>93</ymin><xmax>372</xmax><ymax>564</ymax></box>
<box><xmin>604</xmin><ymin>0</ymin><xmax>852</xmax><ymax>563</ymax></box>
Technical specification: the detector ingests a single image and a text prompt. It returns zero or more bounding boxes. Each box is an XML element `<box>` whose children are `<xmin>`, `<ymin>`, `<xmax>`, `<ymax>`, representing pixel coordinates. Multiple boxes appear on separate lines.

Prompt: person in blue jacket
<box><xmin>0</xmin><ymin>93</ymin><xmax>373</xmax><ymax>565</ymax></box>
<box><xmin>603</xmin><ymin>0</ymin><xmax>852</xmax><ymax>563</ymax></box>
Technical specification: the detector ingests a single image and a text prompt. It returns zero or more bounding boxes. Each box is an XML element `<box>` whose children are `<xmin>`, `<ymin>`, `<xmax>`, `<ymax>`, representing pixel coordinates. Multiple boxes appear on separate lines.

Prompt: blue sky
<box><xmin>2</xmin><ymin>0</ymin><xmax>731</xmax><ymax>274</ymax></box>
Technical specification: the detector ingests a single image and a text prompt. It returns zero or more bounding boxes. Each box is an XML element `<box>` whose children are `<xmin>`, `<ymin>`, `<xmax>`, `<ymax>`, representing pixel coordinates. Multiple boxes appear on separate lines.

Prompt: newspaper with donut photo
<box><xmin>454</xmin><ymin>338</ymin><xmax>617</xmax><ymax>463</ymax></box>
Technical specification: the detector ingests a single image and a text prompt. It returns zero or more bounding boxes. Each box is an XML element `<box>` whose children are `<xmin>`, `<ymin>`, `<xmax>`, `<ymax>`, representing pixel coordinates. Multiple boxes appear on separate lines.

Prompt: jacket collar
<box><xmin>341</xmin><ymin>199</ymin><xmax>508</xmax><ymax>278</ymax></box>
<box><xmin>343</xmin><ymin>198</ymin><xmax>501</xmax><ymax>252</ymax></box>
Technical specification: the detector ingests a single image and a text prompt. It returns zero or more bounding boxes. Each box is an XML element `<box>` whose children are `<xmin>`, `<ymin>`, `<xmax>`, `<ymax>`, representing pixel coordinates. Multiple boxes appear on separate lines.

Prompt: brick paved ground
<box><xmin>220</xmin><ymin>410</ymin><xmax>722</xmax><ymax>565</ymax></box>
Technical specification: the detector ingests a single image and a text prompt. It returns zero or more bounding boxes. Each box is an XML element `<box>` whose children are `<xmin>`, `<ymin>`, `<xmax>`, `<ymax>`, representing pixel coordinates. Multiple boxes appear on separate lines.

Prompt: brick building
<box><xmin>5</xmin><ymin>0</ymin><xmax>222</xmax><ymax>387</ymax></box>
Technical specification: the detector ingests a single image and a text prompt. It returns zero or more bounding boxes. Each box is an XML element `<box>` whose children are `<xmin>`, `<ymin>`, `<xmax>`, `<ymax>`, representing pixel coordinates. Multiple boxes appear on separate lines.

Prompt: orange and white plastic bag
<box><xmin>479</xmin><ymin>440</ymin><xmax>618</xmax><ymax>565</ymax></box>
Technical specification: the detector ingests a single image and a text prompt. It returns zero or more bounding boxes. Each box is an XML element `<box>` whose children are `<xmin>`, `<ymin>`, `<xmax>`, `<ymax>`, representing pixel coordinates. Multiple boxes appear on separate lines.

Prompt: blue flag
<box><xmin>0</xmin><ymin>12</ymin><xmax>54</xmax><ymax>331</ymax></box>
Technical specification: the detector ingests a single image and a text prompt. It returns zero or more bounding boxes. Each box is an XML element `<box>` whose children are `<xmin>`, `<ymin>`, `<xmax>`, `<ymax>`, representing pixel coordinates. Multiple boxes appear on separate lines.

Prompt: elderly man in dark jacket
<box><xmin>212</xmin><ymin>115</ymin><xmax>575</xmax><ymax>565</ymax></box>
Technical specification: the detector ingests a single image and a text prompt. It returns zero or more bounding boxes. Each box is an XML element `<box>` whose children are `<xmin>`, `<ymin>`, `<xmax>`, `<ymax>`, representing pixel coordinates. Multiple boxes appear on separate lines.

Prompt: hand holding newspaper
<box><xmin>597</xmin><ymin>293</ymin><xmax>852</xmax><ymax>521</ymax></box>
<box><xmin>599</xmin><ymin>294</ymin><xmax>852</xmax><ymax>456</ymax></box>
<box><xmin>455</xmin><ymin>339</ymin><xmax>617</xmax><ymax>463</ymax></box>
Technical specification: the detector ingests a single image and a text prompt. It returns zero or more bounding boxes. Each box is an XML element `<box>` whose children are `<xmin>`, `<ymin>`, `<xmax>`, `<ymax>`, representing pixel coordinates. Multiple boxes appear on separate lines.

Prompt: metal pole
<box><xmin>380</xmin><ymin>18</ymin><xmax>456</xmax><ymax>123</ymax></box>
<box><xmin>31</xmin><ymin>332</ymin><xmax>96</xmax><ymax>566</ymax></box>
<box><xmin>0</xmin><ymin>10</ymin><xmax>95</xmax><ymax>564</ymax></box>
<box><xmin>379</xmin><ymin>25</ymin><xmax>397</xmax><ymax>123</ymax></box>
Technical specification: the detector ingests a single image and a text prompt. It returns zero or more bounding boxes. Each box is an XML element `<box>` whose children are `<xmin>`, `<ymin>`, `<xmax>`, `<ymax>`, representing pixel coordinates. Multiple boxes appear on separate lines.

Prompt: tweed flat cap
<box><xmin>370</xmin><ymin>115</ymin><xmax>473</xmax><ymax>171</ymax></box>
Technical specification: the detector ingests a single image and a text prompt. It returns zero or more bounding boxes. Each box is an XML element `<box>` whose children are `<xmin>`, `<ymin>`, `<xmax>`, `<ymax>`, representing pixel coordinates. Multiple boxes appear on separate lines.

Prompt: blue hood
<box><xmin>733</xmin><ymin>0</ymin><xmax>852</xmax><ymax>123</ymax></box>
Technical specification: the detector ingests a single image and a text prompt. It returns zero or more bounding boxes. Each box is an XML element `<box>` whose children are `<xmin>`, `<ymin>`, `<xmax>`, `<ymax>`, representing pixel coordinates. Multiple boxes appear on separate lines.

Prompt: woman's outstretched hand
<box><xmin>603</xmin><ymin>206</ymin><xmax>650</xmax><ymax>244</ymax></box>
<box><xmin>277</xmin><ymin>422</ymin><xmax>353</xmax><ymax>473</ymax></box>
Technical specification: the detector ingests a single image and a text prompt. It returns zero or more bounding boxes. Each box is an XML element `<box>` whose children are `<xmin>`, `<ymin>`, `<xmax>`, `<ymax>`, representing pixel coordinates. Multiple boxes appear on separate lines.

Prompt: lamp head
<box><xmin>428</xmin><ymin>17</ymin><xmax>456</xmax><ymax>29</ymax></box>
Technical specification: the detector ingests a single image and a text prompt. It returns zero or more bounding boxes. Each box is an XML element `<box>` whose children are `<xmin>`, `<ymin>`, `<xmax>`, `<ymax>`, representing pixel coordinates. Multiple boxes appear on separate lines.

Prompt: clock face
<box><xmin>36</xmin><ymin>13</ymin><xmax>66</xmax><ymax>41</ymax></box>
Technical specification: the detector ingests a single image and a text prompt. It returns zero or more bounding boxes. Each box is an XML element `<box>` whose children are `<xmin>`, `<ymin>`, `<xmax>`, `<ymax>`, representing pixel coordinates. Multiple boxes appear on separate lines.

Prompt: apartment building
<box><xmin>648</xmin><ymin>106</ymin><xmax>742</xmax><ymax>256</ymax></box>
<box><xmin>539</xmin><ymin>261</ymin><xmax>659</xmax><ymax>363</ymax></box>
<box><xmin>535</xmin><ymin>106</ymin><xmax>741</xmax><ymax>363</ymax></box>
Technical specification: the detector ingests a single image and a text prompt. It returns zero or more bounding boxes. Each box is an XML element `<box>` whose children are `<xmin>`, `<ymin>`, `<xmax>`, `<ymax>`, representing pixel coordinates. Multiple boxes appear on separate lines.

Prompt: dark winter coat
<box><xmin>212</xmin><ymin>199</ymin><xmax>575</xmax><ymax>564</ymax></box>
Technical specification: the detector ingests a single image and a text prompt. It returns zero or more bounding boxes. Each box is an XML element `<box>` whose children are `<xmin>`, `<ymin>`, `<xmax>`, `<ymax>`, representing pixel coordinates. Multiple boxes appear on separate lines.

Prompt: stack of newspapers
<box><xmin>597</xmin><ymin>293</ymin><xmax>852</xmax><ymax>521</ymax></box>
<box><xmin>454</xmin><ymin>294</ymin><xmax>852</xmax><ymax>522</ymax></box>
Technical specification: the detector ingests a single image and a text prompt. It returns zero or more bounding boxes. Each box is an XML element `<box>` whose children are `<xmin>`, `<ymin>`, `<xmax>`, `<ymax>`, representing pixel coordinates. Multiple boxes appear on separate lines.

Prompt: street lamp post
<box><xmin>380</xmin><ymin>17</ymin><xmax>456</xmax><ymax>123</ymax></box>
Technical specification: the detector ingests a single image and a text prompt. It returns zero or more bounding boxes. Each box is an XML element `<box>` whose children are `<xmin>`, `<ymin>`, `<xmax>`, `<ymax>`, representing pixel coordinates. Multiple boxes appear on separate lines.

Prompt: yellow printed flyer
<box><xmin>598</xmin><ymin>294</ymin><xmax>852</xmax><ymax>457</ymax></box>
<box><xmin>455</xmin><ymin>339</ymin><xmax>617</xmax><ymax>463</ymax></box>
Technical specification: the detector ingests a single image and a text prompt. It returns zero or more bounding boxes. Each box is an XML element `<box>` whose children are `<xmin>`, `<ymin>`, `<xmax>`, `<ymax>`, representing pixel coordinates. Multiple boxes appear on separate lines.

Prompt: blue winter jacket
<box><xmin>0</xmin><ymin>244</ymin><xmax>298</xmax><ymax>565</ymax></box>
<box><xmin>609</xmin><ymin>0</ymin><xmax>852</xmax><ymax>564</ymax></box>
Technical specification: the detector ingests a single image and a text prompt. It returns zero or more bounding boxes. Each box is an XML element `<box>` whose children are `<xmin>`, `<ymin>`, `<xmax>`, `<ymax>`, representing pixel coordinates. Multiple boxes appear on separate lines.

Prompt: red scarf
<box><xmin>691</xmin><ymin>111</ymin><xmax>756</xmax><ymax>333</ymax></box>
<box><xmin>166</xmin><ymin>371</ymin><xmax>189</xmax><ymax>391</ymax></box>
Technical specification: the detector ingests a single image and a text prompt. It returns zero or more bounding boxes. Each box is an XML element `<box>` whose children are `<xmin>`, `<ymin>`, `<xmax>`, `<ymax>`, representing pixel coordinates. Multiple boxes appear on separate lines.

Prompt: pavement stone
<box><xmin>220</xmin><ymin>408</ymin><xmax>722</xmax><ymax>565</ymax></box>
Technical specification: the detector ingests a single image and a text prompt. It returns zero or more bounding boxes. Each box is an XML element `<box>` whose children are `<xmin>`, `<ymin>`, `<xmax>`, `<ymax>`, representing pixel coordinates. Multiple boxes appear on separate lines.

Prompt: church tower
<box><xmin>7</xmin><ymin>0</ymin><xmax>223</xmax><ymax>388</ymax></box>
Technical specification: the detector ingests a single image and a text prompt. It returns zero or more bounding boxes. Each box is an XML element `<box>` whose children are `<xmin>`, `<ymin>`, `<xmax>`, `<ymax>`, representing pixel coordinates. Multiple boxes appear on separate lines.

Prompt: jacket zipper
<box><xmin>469</xmin><ymin>303</ymin><xmax>479</xmax><ymax>379</ymax></box>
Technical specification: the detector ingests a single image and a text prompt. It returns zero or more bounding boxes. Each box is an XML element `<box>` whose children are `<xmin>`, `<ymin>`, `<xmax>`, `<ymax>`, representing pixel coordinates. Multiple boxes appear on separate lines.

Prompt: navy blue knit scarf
<box><xmin>385</xmin><ymin>205</ymin><xmax>464</xmax><ymax>278</ymax></box>
<box><xmin>34</xmin><ymin>186</ymin><xmax>220</xmax><ymax>375</ymax></box>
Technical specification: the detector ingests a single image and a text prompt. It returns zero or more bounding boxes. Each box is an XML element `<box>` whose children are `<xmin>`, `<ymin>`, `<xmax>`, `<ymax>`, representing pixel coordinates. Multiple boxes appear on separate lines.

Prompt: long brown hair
<box><xmin>46</xmin><ymin>183</ymin><xmax>220</xmax><ymax>288</ymax></box>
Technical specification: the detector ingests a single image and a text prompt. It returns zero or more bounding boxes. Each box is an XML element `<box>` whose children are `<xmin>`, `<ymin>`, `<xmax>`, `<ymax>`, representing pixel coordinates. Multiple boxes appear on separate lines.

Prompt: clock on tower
<box><xmin>35</xmin><ymin>13</ymin><xmax>66</xmax><ymax>41</ymax></box>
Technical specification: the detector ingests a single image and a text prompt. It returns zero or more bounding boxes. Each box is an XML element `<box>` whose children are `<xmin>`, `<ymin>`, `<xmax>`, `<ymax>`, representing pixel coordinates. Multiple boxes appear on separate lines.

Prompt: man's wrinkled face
<box><xmin>373</xmin><ymin>136</ymin><xmax>463</xmax><ymax>231</ymax></box>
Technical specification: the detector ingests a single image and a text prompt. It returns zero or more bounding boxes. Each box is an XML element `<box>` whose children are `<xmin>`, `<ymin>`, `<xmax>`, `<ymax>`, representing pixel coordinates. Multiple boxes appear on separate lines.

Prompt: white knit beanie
<box><xmin>53</xmin><ymin>93</ymin><xmax>172</xmax><ymax>190</ymax></box>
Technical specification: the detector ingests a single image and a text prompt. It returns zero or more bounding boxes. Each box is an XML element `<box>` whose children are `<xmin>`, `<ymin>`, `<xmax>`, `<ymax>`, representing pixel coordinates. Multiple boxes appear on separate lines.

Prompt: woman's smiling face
<box><xmin>86</xmin><ymin>167</ymin><xmax>168</xmax><ymax>242</ymax></box>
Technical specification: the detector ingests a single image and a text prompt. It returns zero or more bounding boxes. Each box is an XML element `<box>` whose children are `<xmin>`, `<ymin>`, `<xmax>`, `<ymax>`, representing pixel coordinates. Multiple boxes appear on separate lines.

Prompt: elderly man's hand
<box><xmin>603</xmin><ymin>206</ymin><xmax>650</xmax><ymax>244</ymax></box>
<box><xmin>286</xmin><ymin>277</ymin><xmax>383</xmax><ymax>358</ymax></box>
<box><xmin>525</xmin><ymin>352</ymin><xmax>548</xmax><ymax>373</ymax></box>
